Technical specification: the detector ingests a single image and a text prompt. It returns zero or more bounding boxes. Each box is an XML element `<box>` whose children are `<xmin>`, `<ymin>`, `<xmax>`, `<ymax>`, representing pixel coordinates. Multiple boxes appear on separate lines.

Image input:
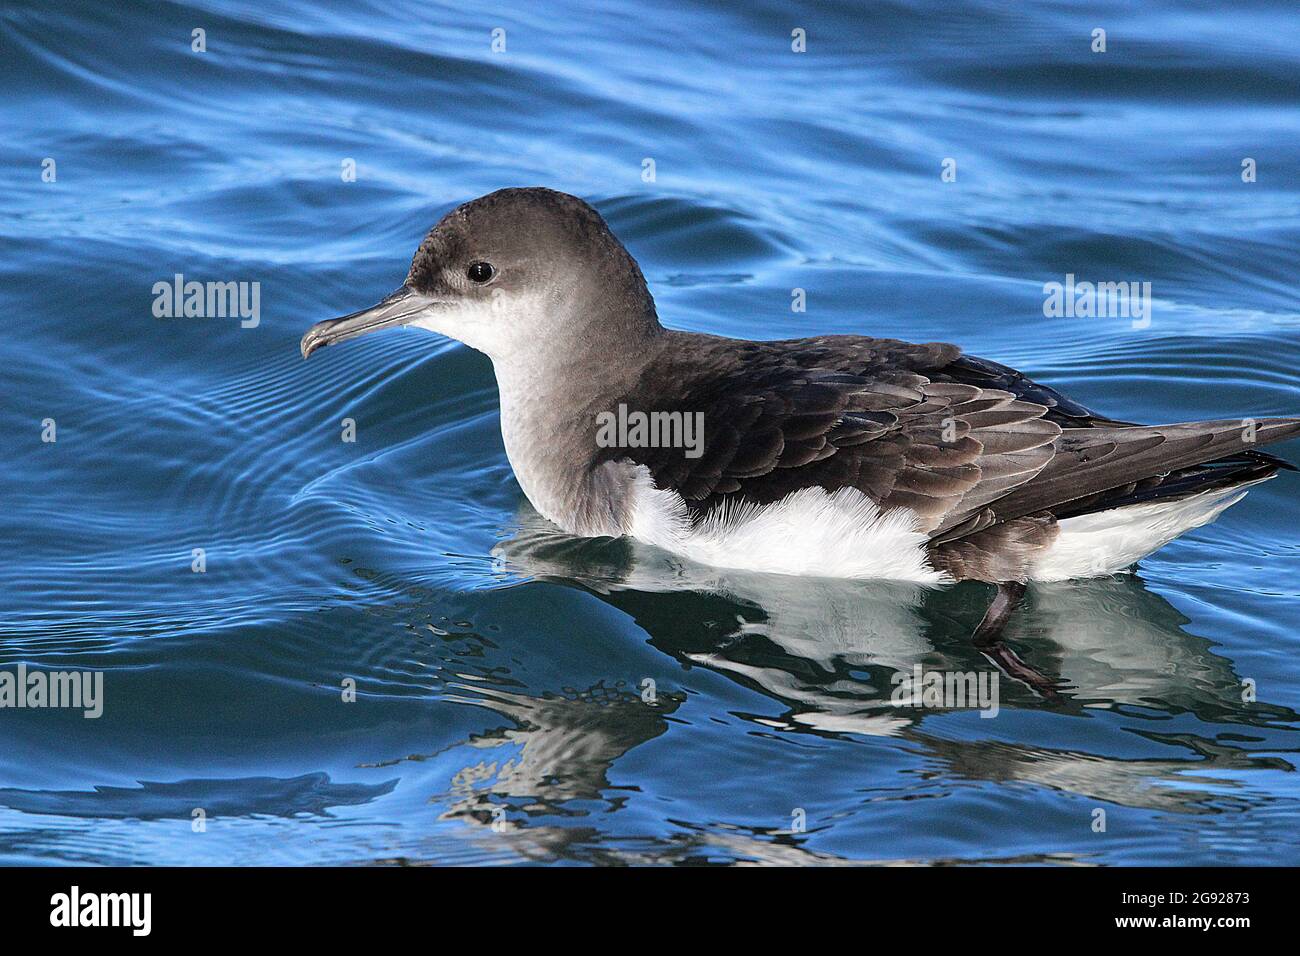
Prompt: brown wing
<box><xmin>597</xmin><ymin>334</ymin><xmax>1061</xmax><ymax>536</ymax></box>
<box><xmin>596</xmin><ymin>332</ymin><xmax>1300</xmax><ymax>545</ymax></box>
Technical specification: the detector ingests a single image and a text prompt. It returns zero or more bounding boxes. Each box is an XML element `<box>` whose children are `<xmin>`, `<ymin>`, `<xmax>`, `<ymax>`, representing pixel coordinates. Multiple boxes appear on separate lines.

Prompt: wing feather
<box><xmin>592</xmin><ymin>333</ymin><xmax>1300</xmax><ymax>548</ymax></box>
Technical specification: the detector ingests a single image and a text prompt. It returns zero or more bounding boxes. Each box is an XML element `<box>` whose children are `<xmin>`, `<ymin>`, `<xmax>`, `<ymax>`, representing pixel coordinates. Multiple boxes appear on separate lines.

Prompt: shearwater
<box><xmin>300</xmin><ymin>187</ymin><xmax>1300</xmax><ymax>638</ymax></box>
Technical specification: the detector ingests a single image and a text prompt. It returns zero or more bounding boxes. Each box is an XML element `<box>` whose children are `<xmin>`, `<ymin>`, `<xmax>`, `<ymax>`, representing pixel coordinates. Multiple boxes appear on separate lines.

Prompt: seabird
<box><xmin>302</xmin><ymin>187</ymin><xmax>1300</xmax><ymax>638</ymax></box>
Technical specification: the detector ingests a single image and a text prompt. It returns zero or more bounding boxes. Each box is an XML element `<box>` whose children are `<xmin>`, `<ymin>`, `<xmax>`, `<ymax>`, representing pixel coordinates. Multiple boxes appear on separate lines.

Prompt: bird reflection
<box><xmin>485</xmin><ymin>511</ymin><xmax>1297</xmax><ymax>800</ymax></box>
<box><xmin>495</xmin><ymin>512</ymin><xmax>1288</xmax><ymax>715</ymax></box>
<box><xmin>370</xmin><ymin>509</ymin><xmax>1299</xmax><ymax>863</ymax></box>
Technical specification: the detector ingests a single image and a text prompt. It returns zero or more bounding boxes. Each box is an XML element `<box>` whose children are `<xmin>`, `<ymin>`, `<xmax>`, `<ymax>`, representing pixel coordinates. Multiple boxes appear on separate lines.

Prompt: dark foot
<box><xmin>971</xmin><ymin>581</ymin><xmax>1066</xmax><ymax>702</ymax></box>
<box><xmin>979</xmin><ymin>640</ymin><xmax>1064</xmax><ymax>702</ymax></box>
<box><xmin>971</xmin><ymin>581</ymin><xmax>1027</xmax><ymax>646</ymax></box>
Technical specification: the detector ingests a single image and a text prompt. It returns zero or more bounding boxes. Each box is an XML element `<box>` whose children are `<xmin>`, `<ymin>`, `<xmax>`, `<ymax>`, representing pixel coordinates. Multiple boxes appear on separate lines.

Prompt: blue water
<box><xmin>3</xmin><ymin>0</ymin><xmax>1300</xmax><ymax>866</ymax></box>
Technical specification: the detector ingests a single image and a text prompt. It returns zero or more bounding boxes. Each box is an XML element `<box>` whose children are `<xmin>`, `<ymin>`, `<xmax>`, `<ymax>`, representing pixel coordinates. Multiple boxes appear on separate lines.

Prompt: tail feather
<box><xmin>994</xmin><ymin>416</ymin><xmax>1300</xmax><ymax>524</ymax></box>
<box><xmin>1054</xmin><ymin>449</ymin><xmax>1284</xmax><ymax>520</ymax></box>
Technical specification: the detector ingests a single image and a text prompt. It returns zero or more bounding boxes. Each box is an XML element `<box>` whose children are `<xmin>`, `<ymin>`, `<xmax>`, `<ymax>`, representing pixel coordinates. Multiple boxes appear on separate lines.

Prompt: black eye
<box><xmin>466</xmin><ymin>261</ymin><xmax>495</xmax><ymax>283</ymax></box>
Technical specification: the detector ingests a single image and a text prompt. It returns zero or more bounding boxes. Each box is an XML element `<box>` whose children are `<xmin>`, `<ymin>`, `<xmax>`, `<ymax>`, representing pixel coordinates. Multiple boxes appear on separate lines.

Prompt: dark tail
<box><xmin>1053</xmin><ymin>447</ymin><xmax>1294</xmax><ymax>521</ymax></box>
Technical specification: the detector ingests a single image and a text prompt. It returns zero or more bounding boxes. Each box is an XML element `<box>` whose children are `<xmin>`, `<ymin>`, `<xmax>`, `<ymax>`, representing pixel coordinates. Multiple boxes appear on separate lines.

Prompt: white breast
<box><xmin>625</xmin><ymin>469</ymin><xmax>952</xmax><ymax>583</ymax></box>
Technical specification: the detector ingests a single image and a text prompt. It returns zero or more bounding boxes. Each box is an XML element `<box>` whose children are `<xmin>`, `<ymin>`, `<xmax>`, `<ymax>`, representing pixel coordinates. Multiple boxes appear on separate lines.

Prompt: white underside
<box><xmin>625</xmin><ymin>469</ymin><xmax>1266</xmax><ymax>584</ymax></box>
<box><xmin>1030</xmin><ymin>481</ymin><xmax>1261</xmax><ymax>582</ymax></box>
<box><xmin>627</xmin><ymin>473</ymin><xmax>951</xmax><ymax>583</ymax></box>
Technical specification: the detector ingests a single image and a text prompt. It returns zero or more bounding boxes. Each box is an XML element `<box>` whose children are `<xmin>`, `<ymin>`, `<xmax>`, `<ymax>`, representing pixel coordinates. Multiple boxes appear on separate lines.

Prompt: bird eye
<box><xmin>466</xmin><ymin>261</ymin><xmax>495</xmax><ymax>283</ymax></box>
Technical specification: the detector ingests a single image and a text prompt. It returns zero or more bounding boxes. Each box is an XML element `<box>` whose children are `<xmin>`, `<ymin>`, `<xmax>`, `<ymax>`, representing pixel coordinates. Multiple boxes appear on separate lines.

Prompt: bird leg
<box><xmin>971</xmin><ymin>581</ymin><xmax>1064</xmax><ymax>702</ymax></box>
<box><xmin>972</xmin><ymin>581</ymin><xmax>1026</xmax><ymax>645</ymax></box>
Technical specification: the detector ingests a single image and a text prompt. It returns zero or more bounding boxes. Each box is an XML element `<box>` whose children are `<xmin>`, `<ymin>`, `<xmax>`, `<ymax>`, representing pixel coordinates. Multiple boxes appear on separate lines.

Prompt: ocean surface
<box><xmin>3</xmin><ymin>0</ymin><xmax>1300</xmax><ymax>866</ymax></box>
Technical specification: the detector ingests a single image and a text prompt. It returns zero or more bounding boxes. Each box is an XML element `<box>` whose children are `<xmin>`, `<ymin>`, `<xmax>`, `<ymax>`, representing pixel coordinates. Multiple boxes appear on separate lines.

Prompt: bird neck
<box><xmin>491</xmin><ymin>317</ymin><xmax>666</xmax><ymax>536</ymax></box>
